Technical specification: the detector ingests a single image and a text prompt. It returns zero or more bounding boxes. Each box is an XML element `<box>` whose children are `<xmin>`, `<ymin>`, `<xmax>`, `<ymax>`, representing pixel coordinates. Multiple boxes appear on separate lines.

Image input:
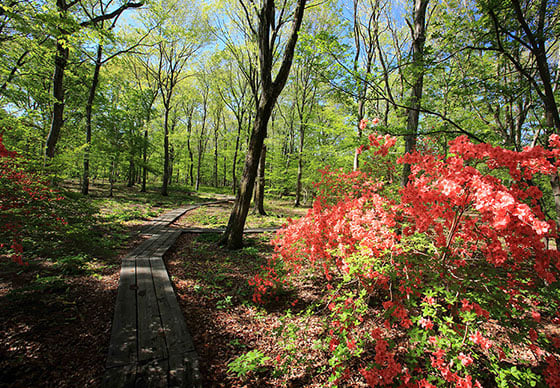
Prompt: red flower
<box><xmin>418</xmin><ymin>317</ymin><xmax>434</xmax><ymax>330</ymax></box>
<box><xmin>458</xmin><ymin>352</ymin><xmax>473</xmax><ymax>367</ymax></box>
<box><xmin>359</xmin><ymin>118</ymin><xmax>368</xmax><ymax>130</ymax></box>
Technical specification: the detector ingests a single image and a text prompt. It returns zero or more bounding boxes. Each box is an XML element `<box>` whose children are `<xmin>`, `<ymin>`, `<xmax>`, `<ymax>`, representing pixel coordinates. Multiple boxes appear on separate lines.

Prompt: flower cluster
<box><xmin>0</xmin><ymin>134</ymin><xmax>66</xmax><ymax>264</ymax></box>
<box><xmin>251</xmin><ymin>131</ymin><xmax>560</xmax><ymax>386</ymax></box>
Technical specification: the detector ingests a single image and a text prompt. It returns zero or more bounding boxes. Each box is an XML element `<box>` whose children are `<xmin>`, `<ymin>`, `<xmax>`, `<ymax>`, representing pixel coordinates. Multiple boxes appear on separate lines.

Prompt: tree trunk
<box><xmin>82</xmin><ymin>44</ymin><xmax>103</xmax><ymax>195</ymax></box>
<box><xmin>294</xmin><ymin>123</ymin><xmax>305</xmax><ymax>207</ymax></box>
<box><xmin>254</xmin><ymin>144</ymin><xmax>267</xmax><ymax>215</ymax></box>
<box><xmin>196</xmin><ymin>107</ymin><xmax>207</xmax><ymax>191</ymax></box>
<box><xmin>232</xmin><ymin>119</ymin><xmax>242</xmax><ymax>194</ymax></box>
<box><xmin>401</xmin><ymin>0</ymin><xmax>429</xmax><ymax>187</ymax></box>
<box><xmin>162</xmin><ymin>104</ymin><xmax>170</xmax><ymax>196</ymax></box>
<box><xmin>220</xmin><ymin>0</ymin><xmax>307</xmax><ymax>249</ymax></box>
<box><xmin>213</xmin><ymin>113</ymin><xmax>220</xmax><ymax>187</ymax></box>
<box><xmin>223</xmin><ymin>155</ymin><xmax>227</xmax><ymax>187</ymax></box>
<box><xmin>222</xmin><ymin>100</ymin><xmax>274</xmax><ymax>248</ymax></box>
<box><xmin>185</xmin><ymin>106</ymin><xmax>194</xmax><ymax>187</ymax></box>
<box><xmin>127</xmin><ymin>158</ymin><xmax>135</xmax><ymax>187</ymax></box>
<box><xmin>353</xmin><ymin>98</ymin><xmax>366</xmax><ymax>171</ymax></box>
<box><xmin>45</xmin><ymin>40</ymin><xmax>69</xmax><ymax>159</ymax></box>
<box><xmin>169</xmin><ymin>144</ymin><xmax>174</xmax><ymax>186</ymax></box>
<box><xmin>109</xmin><ymin>158</ymin><xmax>116</xmax><ymax>197</ymax></box>
<box><xmin>141</xmin><ymin>128</ymin><xmax>148</xmax><ymax>192</ymax></box>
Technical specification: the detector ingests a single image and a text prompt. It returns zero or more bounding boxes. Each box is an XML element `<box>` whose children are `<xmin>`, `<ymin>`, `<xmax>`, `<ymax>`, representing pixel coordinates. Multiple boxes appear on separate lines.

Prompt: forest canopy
<box><xmin>0</xmin><ymin>0</ymin><xmax>557</xmax><ymax>208</ymax></box>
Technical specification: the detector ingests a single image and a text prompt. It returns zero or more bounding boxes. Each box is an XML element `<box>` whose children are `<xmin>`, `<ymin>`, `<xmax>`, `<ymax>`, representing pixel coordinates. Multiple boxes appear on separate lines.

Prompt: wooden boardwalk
<box><xmin>103</xmin><ymin>207</ymin><xmax>201</xmax><ymax>388</ymax></box>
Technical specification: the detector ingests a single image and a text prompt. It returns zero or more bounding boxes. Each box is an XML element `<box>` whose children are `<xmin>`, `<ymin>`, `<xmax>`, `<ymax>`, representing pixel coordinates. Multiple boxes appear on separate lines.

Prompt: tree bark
<box><xmin>254</xmin><ymin>144</ymin><xmax>267</xmax><ymax>215</ymax></box>
<box><xmin>490</xmin><ymin>0</ymin><xmax>560</xmax><ymax>234</ymax></box>
<box><xmin>294</xmin><ymin>124</ymin><xmax>305</xmax><ymax>207</ymax></box>
<box><xmin>141</xmin><ymin>128</ymin><xmax>148</xmax><ymax>192</ymax></box>
<box><xmin>213</xmin><ymin>112</ymin><xmax>220</xmax><ymax>187</ymax></box>
<box><xmin>45</xmin><ymin>0</ymin><xmax>143</xmax><ymax>159</ymax></box>
<box><xmin>109</xmin><ymin>158</ymin><xmax>116</xmax><ymax>197</ymax></box>
<box><xmin>162</xmin><ymin>102</ymin><xmax>170</xmax><ymax>196</ymax></box>
<box><xmin>223</xmin><ymin>155</ymin><xmax>227</xmax><ymax>187</ymax></box>
<box><xmin>232</xmin><ymin>119</ymin><xmax>242</xmax><ymax>194</ymax></box>
<box><xmin>351</xmin><ymin>0</ymin><xmax>377</xmax><ymax>171</ymax></box>
<box><xmin>45</xmin><ymin>39</ymin><xmax>68</xmax><ymax>159</ymax></box>
<box><xmin>401</xmin><ymin>0</ymin><xmax>429</xmax><ymax>187</ymax></box>
<box><xmin>222</xmin><ymin>99</ymin><xmax>275</xmax><ymax>248</ymax></box>
<box><xmin>82</xmin><ymin>44</ymin><xmax>103</xmax><ymax>195</ymax></box>
<box><xmin>185</xmin><ymin>105</ymin><xmax>194</xmax><ymax>187</ymax></box>
<box><xmin>127</xmin><ymin>158</ymin><xmax>135</xmax><ymax>187</ymax></box>
<box><xmin>221</xmin><ymin>0</ymin><xmax>307</xmax><ymax>249</ymax></box>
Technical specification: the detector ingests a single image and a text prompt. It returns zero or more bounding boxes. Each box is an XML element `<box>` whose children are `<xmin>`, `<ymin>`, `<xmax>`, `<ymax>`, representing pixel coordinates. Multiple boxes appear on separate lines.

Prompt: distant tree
<box><xmin>139</xmin><ymin>0</ymin><xmax>209</xmax><ymax>195</ymax></box>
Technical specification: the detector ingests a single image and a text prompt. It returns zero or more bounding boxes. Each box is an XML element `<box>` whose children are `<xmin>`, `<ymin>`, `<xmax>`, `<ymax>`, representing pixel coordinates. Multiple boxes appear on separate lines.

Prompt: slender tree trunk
<box><xmin>283</xmin><ymin>119</ymin><xmax>295</xmax><ymax>195</ymax></box>
<box><xmin>109</xmin><ymin>158</ymin><xmax>116</xmax><ymax>197</ymax></box>
<box><xmin>213</xmin><ymin>114</ymin><xmax>220</xmax><ymax>187</ymax></box>
<box><xmin>169</xmin><ymin>145</ymin><xmax>174</xmax><ymax>186</ymax></box>
<box><xmin>185</xmin><ymin>106</ymin><xmax>194</xmax><ymax>186</ymax></box>
<box><xmin>141</xmin><ymin>128</ymin><xmax>148</xmax><ymax>192</ymax></box>
<box><xmin>82</xmin><ymin>44</ymin><xmax>103</xmax><ymax>195</ymax></box>
<box><xmin>45</xmin><ymin>40</ymin><xmax>69</xmax><ymax>158</ymax></box>
<box><xmin>353</xmin><ymin>98</ymin><xmax>366</xmax><ymax>170</ymax></box>
<box><xmin>254</xmin><ymin>144</ymin><xmax>267</xmax><ymax>215</ymax></box>
<box><xmin>401</xmin><ymin>0</ymin><xmax>429</xmax><ymax>187</ymax></box>
<box><xmin>196</xmin><ymin>105</ymin><xmax>207</xmax><ymax>191</ymax></box>
<box><xmin>127</xmin><ymin>159</ymin><xmax>135</xmax><ymax>187</ymax></box>
<box><xmin>223</xmin><ymin>155</ymin><xmax>227</xmax><ymax>187</ymax></box>
<box><xmin>168</xmin><ymin>118</ymin><xmax>177</xmax><ymax>189</ymax></box>
<box><xmin>162</xmin><ymin>104</ymin><xmax>170</xmax><ymax>196</ymax></box>
<box><xmin>294</xmin><ymin>124</ymin><xmax>305</xmax><ymax>207</ymax></box>
<box><xmin>232</xmin><ymin>118</ymin><xmax>242</xmax><ymax>194</ymax></box>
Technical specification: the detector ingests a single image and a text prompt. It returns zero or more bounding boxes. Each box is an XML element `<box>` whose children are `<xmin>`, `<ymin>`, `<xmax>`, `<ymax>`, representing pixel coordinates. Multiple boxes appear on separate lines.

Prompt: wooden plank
<box><xmin>180</xmin><ymin>227</ymin><xmax>225</xmax><ymax>234</ymax></box>
<box><xmin>152</xmin><ymin>230</ymin><xmax>182</xmax><ymax>258</ymax></box>
<box><xmin>160</xmin><ymin>207</ymin><xmax>190</xmax><ymax>224</ymax></box>
<box><xmin>150</xmin><ymin>257</ymin><xmax>195</xmax><ymax>354</ymax></box>
<box><xmin>141</xmin><ymin>207</ymin><xmax>191</xmax><ymax>236</ymax></box>
<box><xmin>102</xmin><ymin>364</ymin><xmax>136</xmax><ymax>388</ymax></box>
<box><xmin>127</xmin><ymin>234</ymin><xmax>161</xmax><ymax>259</ymax></box>
<box><xmin>136</xmin><ymin>256</ymin><xmax>168</xmax><ymax>362</ymax></box>
<box><xmin>106</xmin><ymin>258</ymin><xmax>137</xmax><ymax>368</ymax></box>
<box><xmin>135</xmin><ymin>359</ymin><xmax>168</xmax><ymax>388</ymax></box>
<box><xmin>168</xmin><ymin>351</ymin><xmax>201</xmax><ymax>388</ymax></box>
<box><xmin>138</xmin><ymin>230</ymin><xmax>176</xmax><ymax>260</ymax></box>
<box><xmin>105</xmin><ymin>204</ymin><xmax>213</xmax><ymax>387</ymax></box>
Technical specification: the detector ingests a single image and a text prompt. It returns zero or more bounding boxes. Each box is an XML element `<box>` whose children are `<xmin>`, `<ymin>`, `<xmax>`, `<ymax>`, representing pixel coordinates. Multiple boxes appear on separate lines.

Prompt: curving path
<box><xmin>102</xmin><ymin>201</ymin><xmax>280</xmax><ymax>387</ymax></box>
<box><xmin>103</xmin><ymin>206</ymin><xmax>200</xmax><ymax>388</ymax></box>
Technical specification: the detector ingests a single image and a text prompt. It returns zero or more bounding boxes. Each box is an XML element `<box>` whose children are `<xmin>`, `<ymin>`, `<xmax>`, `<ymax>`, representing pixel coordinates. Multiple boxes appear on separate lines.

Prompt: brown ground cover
<box><xmin>0</xmin><ymin>250</ymin><xmax>122</xmax><ymax>387</ymax></box>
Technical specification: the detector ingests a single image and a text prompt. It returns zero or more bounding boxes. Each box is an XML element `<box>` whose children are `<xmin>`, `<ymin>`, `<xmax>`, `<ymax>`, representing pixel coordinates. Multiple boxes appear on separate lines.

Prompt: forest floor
<box><xmin>0</xmin><ymin>182</ymin><xmax>230</xmax><ymax>387</ymax></box>
<box><xmin>3</xmin><ymin>182</ymin><xmax>558</xmax><ymax>387</ymax></box>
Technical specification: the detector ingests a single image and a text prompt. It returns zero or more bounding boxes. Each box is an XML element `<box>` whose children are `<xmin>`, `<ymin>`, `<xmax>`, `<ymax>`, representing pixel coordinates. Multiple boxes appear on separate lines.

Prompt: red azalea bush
<box><xmin>0</xmin><ymin>134</ymin><xmax>67</xmax><ymax>264</ymax></box>
<box><xmin>251</xmin><ymin>128</ymin><xmax>560</xmax><ymax>386</ymax></box>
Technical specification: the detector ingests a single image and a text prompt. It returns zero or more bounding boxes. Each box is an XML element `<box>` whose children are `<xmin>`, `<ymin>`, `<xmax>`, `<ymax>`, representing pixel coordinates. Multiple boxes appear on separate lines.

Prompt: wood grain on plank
<box><xmin>136</xmin><ymin>256</ymin><xmax>168</xmax><ymax>362</ymax></box>
<box><xmin>106</xmin><ymin>257</ymin><xmax>137</xmax><ymax>368</ymax></box>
